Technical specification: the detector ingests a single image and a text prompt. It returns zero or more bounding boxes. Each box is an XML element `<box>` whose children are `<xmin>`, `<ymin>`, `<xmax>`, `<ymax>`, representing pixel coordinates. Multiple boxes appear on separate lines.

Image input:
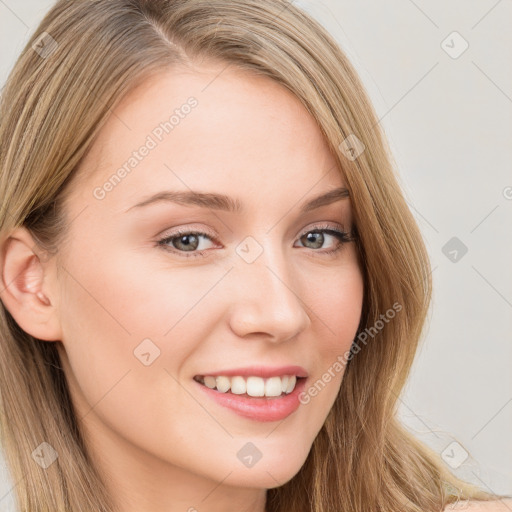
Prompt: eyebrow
<box><xmin>125</xmin><ymin>186</ymin><xmax>349</xmax><ymax>214</ymax></box>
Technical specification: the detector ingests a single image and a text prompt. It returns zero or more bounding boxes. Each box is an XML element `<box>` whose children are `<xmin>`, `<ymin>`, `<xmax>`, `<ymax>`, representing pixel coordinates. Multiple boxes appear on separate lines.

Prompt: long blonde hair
<box><xmin>0</xmin><ymin>1</ymin><xmax>506</xmax><ymax>511</ymax></box>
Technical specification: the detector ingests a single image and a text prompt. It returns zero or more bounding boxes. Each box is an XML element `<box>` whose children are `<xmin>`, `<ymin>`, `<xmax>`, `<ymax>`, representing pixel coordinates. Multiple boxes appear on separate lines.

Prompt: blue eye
<box><xmin>157</xmin><ymin>224</ymin><xmax>355</xmax><ymax>259</ymax></box>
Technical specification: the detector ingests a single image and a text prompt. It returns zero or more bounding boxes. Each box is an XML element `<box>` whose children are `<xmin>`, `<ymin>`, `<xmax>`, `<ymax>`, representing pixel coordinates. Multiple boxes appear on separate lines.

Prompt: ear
<box><xmin>0</xmin><ymin>226</ymin><xmax>62</xmax><ymax>341</ymax></box>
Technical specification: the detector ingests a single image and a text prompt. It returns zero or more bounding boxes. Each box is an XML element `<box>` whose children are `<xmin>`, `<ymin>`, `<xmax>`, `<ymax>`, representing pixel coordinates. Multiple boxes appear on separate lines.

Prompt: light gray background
<box><xmin>1</xmin><ymin>1</ymin><xmax>511</xmax><ymax>509</ymax></box>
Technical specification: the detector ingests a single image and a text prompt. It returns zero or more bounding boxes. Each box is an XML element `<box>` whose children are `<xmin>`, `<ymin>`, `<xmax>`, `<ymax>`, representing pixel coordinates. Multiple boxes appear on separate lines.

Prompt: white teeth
<box><xmin>215</xmin><ymin>376</ymin><xmax>231</xmax><ymax>393</ymax></box>
<box><xmin>265</xmin><ymin>376</ymin><xmax>283</xmax><ymax>397</ymax></box>
<box><xmin>230</xmin><ymin>376</ymin><xmax>247</xmax><ymax>395</ymax></box>
<box><xmin>196</xmin><ymin>374</ymin><xmax>300</xmax><ymax>397</ymax></box>
<box><xmin>285</xmin><ymin>375</ymin><xmax>296</xmax><ymax>394</ymax></box>
<box><xmin>246</xmin><ymin>376</ymin><xmax>265</xmax><ymax>397</ymax></box>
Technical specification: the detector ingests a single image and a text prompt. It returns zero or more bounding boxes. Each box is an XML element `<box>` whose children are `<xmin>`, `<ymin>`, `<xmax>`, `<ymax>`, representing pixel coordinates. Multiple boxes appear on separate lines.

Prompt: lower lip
<box><xmin>194</xmin><ymin>377</ymin><xmax>307</xmax><ymax>422</ymax></box>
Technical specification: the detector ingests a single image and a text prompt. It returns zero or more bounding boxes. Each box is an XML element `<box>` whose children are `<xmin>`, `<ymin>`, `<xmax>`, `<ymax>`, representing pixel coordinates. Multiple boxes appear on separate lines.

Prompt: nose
<box><xmin>226</xmin><ymin>241</ymin><xmax>311</xmax><ymax>342</ymax></box>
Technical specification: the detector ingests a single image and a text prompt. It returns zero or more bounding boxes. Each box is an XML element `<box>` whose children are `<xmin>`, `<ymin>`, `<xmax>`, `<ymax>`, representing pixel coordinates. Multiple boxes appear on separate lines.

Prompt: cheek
<box><xmin>297</xmin><ymin>259</ymin><xmax>364</xmax><ymax>411</ymax></box>
<box><xmin>56</xmin><ymin>249</ymin><xmax>220</xmax><ymax>461</ymax></box>
<box><xmin>56</xmin><ymin>247</ymin><xmax>192</xmax><ymax>405</ymax></box>
<box><xmin>306</xmin><ymin>258</ymin><xmax>364</xmax><ymax>352</ymax></box>
<box><xmin>60</xmin><ymin>243</ymin><xmax>217</xmax><ymax>339</ymax></box>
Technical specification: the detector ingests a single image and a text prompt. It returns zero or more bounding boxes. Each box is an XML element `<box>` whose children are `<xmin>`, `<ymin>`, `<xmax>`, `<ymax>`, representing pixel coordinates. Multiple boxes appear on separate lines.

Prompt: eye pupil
<box><xmin>176</xmin><ymin>234</ymin><xmax>199</xmax><ymax>251</ymax></box>
<box><xmin>304</xmin><ymin>231</ymin><xmax>323</xmax><ymax>249</ymax></box>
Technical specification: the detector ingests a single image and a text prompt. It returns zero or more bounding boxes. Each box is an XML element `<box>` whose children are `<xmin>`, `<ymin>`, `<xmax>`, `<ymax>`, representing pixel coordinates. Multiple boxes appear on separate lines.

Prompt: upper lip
<box><xmin>194</xmin><ymin>365</ymin><xmax>308</xmax><ymax>379</ymax></box>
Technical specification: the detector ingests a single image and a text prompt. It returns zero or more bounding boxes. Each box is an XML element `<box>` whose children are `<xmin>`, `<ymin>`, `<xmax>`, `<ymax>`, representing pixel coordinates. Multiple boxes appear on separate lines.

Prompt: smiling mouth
<box><xmin>193</xmin><ymin>374</ymin><xmax>305</xmax><ymax>398</ymax></box>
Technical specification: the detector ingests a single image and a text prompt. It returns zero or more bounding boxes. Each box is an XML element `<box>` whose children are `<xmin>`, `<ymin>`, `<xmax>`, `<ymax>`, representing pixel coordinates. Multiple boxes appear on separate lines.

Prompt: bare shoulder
<box><xmin>444</xmin><ymin>498</ymin><xmax>512</xmax><ymax>511</ymax></box>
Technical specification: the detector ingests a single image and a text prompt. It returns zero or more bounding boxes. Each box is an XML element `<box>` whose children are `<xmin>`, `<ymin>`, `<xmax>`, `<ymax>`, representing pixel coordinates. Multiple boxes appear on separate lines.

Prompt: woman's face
<box><xmin>52</xmin><ymin>62</ymin><xmax>364</xmax><ymax>506</ymax></box>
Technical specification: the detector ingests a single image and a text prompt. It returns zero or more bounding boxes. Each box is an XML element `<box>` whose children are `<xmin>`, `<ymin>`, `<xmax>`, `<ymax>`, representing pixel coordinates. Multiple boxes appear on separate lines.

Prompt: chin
<box><xmin>228</xmin><ymin>447</ymin><xmax>310</xmax><ymax>489</ymax></box>
<box><xmin>224</xmin><ymin>464</ymin><xmax>303</xmax><ymax>490</ymax></box>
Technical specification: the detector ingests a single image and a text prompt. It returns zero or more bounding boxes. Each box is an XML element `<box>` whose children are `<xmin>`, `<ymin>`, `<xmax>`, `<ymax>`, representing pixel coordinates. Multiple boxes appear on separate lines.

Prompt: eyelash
<box><xmin>156</xmin><ymin>223</ymin><xmax>354</xmax><ymax>260</ymax></box>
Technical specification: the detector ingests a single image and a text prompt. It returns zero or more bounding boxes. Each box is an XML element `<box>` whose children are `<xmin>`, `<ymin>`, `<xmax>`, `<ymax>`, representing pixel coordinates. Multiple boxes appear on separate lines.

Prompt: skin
<box><xmin>0</xmin><ymin>61</ymin><xmax>364</xmax><ymax>512</ymax></box>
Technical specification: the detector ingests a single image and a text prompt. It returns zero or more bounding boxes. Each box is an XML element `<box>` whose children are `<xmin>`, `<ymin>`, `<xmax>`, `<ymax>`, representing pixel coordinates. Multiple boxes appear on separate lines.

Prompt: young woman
<box><xmin>0</xmin><ymin>1</ymin><xmax>510</xmax><ymax>511</ymax></box>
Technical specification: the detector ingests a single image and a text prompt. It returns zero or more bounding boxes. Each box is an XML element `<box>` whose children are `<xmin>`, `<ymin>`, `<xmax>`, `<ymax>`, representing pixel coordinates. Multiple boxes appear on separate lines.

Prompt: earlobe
<box><xmin>0</xmin><ymin>227</ymin><xmax>62</xmax><ymax>341</ymax></box>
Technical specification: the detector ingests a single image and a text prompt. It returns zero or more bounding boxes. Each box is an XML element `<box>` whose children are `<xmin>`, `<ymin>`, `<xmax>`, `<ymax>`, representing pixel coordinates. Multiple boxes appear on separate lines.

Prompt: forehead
<box><xmin>67</xmin><ymin>63</ymin><xmax>346</xmax><ymax>217</ymax></box>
